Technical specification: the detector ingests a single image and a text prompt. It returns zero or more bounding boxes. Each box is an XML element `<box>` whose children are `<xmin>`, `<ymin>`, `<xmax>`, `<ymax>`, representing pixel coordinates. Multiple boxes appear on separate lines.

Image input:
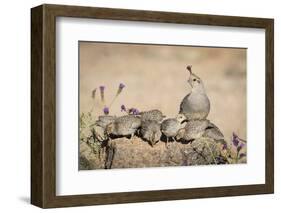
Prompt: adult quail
<box><xmin>176</xmin><ymin>119</ymin><xmax>210</xmax><ymax>142</ymax></box>
<box><xmin>139</xmin><ymin>109</ymin><xmax>166</xmax><ymax>122</ymax></box>
<box><xmin>179</xmin><ymin>66</ymin><xmax>210</xmax><ymax>120</ymax></box>
<box><xmin>161</xmin><ymin>114</ymin><xmax>187</xmax><ymax>147</ymax></box>
<box><xmin>140</xmin><ymin>120</ymin><xmax>162</xmax><ymax>147</ymax></box>
<box><xmin>95</xmin><ymin>115</ymin><xmax>116</xmax><ymax>128</ymax></box>
<box><xmin>105</xmin><ymin>115</ymin><xmax>141</xmax><ymax>139</ymax></box>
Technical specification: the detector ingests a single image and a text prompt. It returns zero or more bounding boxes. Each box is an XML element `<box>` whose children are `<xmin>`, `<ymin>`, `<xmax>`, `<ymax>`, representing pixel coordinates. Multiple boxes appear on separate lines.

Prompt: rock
<box><xmin>79</xmin><ymin>141</ymin><xmax>106</xmax><ymax>170</ymax></box>
<box><xmin>105</xmin><ymin>137</ymin><xmax>227</xmax><ymax>169</ymax></box>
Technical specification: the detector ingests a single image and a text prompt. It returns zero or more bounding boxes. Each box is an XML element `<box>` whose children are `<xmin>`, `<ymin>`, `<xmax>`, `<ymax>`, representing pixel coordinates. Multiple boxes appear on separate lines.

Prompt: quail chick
<box><xmin>139</xmin><ymin>109</ymin><xmax>166</xmax><ymax>122</ymax></box>
<box><xmin>95</xmin><ymin>115</ymin><xmax>116</xmax><ymax>128</ymax></box>
<box><xmin>176</xmin><ymin>119</ymin><xmax>210</xmax><ymax>142</ymax></box>
<box><xmin>179</xmin><ymin>66</ymin><xmax>210</xmax><ymax>120</ymax></box>
<box><xmin>203</xmin><ymin>122</ymin><xmax>224</xmax><ymax>141</ymax></box>
<box><xmin>140</xmin><ymin>120</ymin><xmax>162</xmax><ymax>147</ymax></box>
<box><xmin>161</xmin><ymin>114</ymin><xmax>187</xmax><ymax>147</ymax></box>
<box><xmin>105</xmin><ymin>115</ymin><xmax>141</xmax><ymax>140</ymax></box>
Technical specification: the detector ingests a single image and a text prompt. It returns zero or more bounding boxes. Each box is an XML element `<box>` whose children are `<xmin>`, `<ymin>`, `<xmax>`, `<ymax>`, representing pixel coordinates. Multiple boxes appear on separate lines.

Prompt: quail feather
<box><xmin>203</xmin><ymin>122</ymin><xmax>224</xmax><ymax>141</ymax></box>
<box><xmin>105</xmin><ymin>115</ymin><xmax>141</xmax><ymax>138</ymax></box>
<box><xmin>95</xmin><ymin>115</ymin><xmax>116</xmax><ymax>128</ymax></box>
<box><xmin>176</xmin><ymin>119</ymin><xmax>210</xmax><ymax>142</ymax></box>
<box><xmin>179</xmin><ymin>66</ymin><xmax>210</xmax><ymax>120</ymax></box>
<box><xmin>161</xmin><ymin>114</ymin><xmax>187</xmax><ymax>147</ymax></box>
<box><xmin>176</xmin><ymin>119</ymin><xmax>225</xmax><ymax>142</ymax></box>
<box><xmin>140</xmin><ymin>120</ymin><xmax>162</xmax><ymax>147</ymax></box>
<box><xmin>139</xmin><ymin>109</ymin><xmax>166</xmax><ymax>122</ymax></box>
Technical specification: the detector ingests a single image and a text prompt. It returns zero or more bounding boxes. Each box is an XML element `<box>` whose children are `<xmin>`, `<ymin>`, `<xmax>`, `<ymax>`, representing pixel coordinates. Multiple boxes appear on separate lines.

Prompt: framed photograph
<box><xmin>31</xmin><ymin>4</ymin><xmax>274</xmax><ymax>208</ymax></box>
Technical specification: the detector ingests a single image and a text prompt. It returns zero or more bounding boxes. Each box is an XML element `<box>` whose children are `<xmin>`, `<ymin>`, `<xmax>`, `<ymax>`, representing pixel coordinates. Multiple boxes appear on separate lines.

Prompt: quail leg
<box><xmin>165</xmin><ymin>137</ymin><xmax>169</xmax><ymax>148</ymax></box>
<box><xmin>171</xmin><ymin>137</ymin><xmax>176</xmax><ymax>146</ymax></box>
<box><xmin>130</xmin><ymin>133</ymin><xmax>135</xmax><ymax>144</ymax></box>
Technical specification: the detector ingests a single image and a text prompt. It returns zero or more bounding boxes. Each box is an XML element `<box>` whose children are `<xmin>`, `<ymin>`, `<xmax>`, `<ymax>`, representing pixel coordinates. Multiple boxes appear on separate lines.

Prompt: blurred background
<box><xmin>79</xmin><ymin>42</ymin><xmax>246</xmax><ymax>141</ymax></box>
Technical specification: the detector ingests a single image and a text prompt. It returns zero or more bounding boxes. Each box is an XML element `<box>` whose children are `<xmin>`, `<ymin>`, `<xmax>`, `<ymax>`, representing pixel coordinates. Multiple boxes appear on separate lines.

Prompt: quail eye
<box><xmin>193</xmin><ymin>79</ymin><xmax>196</xmax><ymax>81</ymax></box>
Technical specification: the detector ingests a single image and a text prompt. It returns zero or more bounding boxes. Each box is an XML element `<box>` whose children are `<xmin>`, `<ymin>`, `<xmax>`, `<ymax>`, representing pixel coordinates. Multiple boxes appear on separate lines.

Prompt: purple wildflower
<box><xmin>103</xmin><ymin>106</ymin><xmax>109</xmax><ymax>115</ymax></box>
<box><xmin>121</xmin><ymin>104</ymin><xmax>126</xmax><ymax>112</ymax></box>
<box><xmin>237</xmin><ymin>143</ymin><xmax>245</xmax><ymax>152</ymax></box>
<box><xmin>99</xmin><ymin>85</ymin><xmax>105</xmax><ymax>92</ymax></box>
<box><xmin>119</xmin><ymin>83</ymin><xmax>125</xmax><ymax>89</ymax></box>
<box><xmin>116</xmin><ymin>83</ymin><xmax>125</xmax><ymax>95</ymax></box>
<box><xmin>128</xmin><ymin>108</ymin><xmax>139</xmax><ymax>115</ymax></box>
<box><xmin>222</xmin><ymin>143</ymin><xmax>227</xmax><ymax>150</ymax></box>
<box><xmin>239</xmin><ymin>153</ymin><xmax>246</xmax><ymax>159</ymax></box>
<box><xmin>99</xmin><ymin>86</ymin><xmax>105</xmax><ymax>102</ymax></box>
<box><xmin>132</xmin><ymin>108</ymin><xmax>139</xmax><ymax>115</ymax></box>
<box><xmin>232</xmin><ymin>132</ymin><xmax>239</xmax><ymax>147</ymax></box>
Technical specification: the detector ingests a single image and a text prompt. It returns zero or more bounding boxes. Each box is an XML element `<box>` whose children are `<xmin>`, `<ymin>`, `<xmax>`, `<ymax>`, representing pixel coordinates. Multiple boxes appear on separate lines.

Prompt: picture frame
<box><xmin>31</xmin><ymin>4</ymin><xmax>274</xmax><ymax>208</ymax></box>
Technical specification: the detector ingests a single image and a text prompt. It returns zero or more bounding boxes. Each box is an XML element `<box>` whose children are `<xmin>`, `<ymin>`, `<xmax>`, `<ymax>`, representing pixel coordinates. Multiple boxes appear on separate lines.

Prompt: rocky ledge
<box><xmin>79</xmin><ymin>137</ymin><xmax>227</xmax><ymax>170</ymax></box>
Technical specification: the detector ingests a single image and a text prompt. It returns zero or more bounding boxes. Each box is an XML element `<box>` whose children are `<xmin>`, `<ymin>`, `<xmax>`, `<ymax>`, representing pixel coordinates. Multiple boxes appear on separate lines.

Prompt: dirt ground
<box><xmin>79</xmin><ymin>42</ymin><xmax>246</xmax><ymax>141</ymax></box>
